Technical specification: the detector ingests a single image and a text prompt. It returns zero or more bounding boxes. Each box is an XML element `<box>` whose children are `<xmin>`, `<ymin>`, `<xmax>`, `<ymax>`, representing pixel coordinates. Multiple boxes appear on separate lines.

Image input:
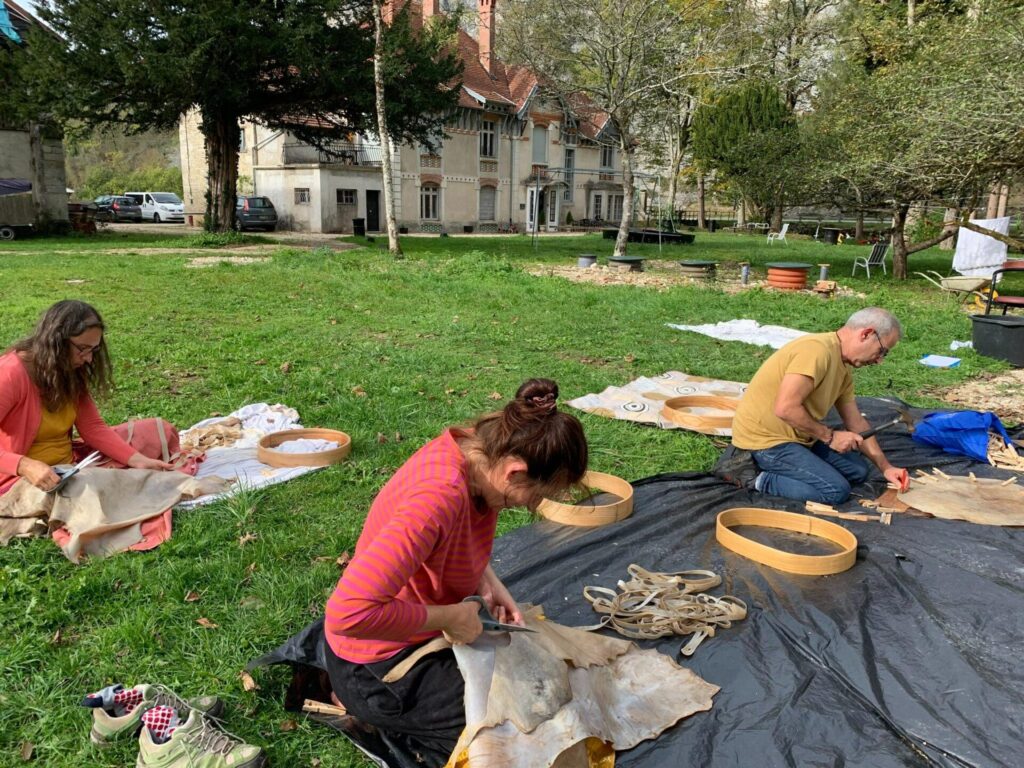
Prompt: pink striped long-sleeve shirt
<box><xmin>325</xmin><ymin>429</ymin><xmax>498</xmax><ymax>664</ymax></box>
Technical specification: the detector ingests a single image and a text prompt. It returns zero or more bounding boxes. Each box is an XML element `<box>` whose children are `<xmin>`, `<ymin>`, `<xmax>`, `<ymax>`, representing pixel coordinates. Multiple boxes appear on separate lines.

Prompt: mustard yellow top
<box><xmin>26</xmin><ymin>401</ymin><xmax>77</xmax><ymax>466</ymax></box>
<box><xmin>731</xmin><ymin>332</ymin><xmax>854</xmax><ymax>451</ymax></box>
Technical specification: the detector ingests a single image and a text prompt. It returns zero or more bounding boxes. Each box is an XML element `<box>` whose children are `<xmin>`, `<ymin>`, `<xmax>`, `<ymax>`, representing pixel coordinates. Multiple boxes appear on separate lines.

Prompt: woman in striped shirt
<box><xmin>324</xmin><ymin>378</ymin><xmax>588</xmax><ymax>766</ymax></box>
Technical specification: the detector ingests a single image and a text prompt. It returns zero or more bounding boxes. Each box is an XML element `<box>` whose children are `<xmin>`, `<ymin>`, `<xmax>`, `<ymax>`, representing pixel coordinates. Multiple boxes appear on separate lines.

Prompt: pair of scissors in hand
<box><xmin>462</xmin><ymin>595</ymin><xmax>536</xmax><ymax>633</ymax></box>
<box><xmin>48</xmin><ymin>450</ymin><xmax>102</xmax><ymax>494</ymax></box>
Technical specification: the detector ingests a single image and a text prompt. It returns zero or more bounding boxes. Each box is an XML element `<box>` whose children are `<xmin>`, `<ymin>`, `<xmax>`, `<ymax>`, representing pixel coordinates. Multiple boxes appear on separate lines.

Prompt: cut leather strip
<box><xmin>661</xmin><ymin>395</ymin><xmax>739</xmax><ymax>431</ymax></box>
<box><xmin>536</xmin><ymin>471</ymin><xmax>633</xmax><ymax>527</ymax></box>
<box><xmin>256</xmin><ymin>428</ymin><xmax>352</xmax><ymax>468</ymax></box>
<box><xmin>716</xmin><ymin>507</ymin><xmax>857</xmax><ymax>576</ymax></box>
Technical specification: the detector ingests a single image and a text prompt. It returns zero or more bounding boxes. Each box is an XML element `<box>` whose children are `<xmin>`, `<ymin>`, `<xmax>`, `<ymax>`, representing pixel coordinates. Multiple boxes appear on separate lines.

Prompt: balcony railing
<box><xmin>283</xmin><ymin>141</ymin><xmax>383</xmax><ymax>167</ymax></box>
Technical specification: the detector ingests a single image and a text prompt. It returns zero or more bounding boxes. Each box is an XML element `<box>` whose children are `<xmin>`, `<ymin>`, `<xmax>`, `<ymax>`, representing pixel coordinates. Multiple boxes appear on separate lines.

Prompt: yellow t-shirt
<box><xmin>26</xmin><ymin>401</ymin><xmax>77</xmax><ymax>466</ymax></box>
<box><xmin>732</xmin><ymin>332</ymin><xmax>854</xmax><ymax>451</ymax></box>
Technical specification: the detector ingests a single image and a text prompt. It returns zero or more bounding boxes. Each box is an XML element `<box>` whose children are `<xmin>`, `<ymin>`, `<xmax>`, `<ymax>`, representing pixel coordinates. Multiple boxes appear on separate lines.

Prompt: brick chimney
<box><xmin>478</xmin><ymin>0</ymin><xmax>495</xmax><ymax>74</ymax></box>
<box><xmin>422</xmin><ymin>0</ymin><xmax>440</xmax><ymax>19</ymax></box>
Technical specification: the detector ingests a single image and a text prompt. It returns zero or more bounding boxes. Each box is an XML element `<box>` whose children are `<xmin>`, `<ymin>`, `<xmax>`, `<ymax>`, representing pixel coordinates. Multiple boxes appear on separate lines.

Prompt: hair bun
<box><xmin>515</xmin><ymin>378</ymin><xmax>559</xmax><ymax>414</ymax></box>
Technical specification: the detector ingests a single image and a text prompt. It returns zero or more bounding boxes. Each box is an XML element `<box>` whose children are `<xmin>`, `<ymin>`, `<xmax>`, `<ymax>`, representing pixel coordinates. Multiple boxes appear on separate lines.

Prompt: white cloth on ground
<box><xmin>177</xmin><ymin>403</ymin><xmax>332</xmax><ymax>509</ymax></box>
<box><xmin>666</xmin><ymin>319</ymin><xmax>806</xmax><ymax>349</ymax></box>
<box><xmin>953</xmin><ymin>216</ymin><xmax>1009</xmax><ymax>278</ymax></box>
<box><xmin>272</xmin><ymin>438</ymin><xmax>339</xmax><ymax>453</ymax></box>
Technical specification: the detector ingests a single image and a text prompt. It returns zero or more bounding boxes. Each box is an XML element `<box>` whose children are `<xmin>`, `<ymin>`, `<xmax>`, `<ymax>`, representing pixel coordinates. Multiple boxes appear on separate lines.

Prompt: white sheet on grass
<box><xmin>176</xmin><ymin>403</ymin><xmax>335</xmax><ymax>508</ymax></box>
<box><xmin>953</xmin><ymin>216</ymin><xmax>1009</xmax><ymax>278</ymax></box>
<box><xmin>667</xmin><ymin>319</ymin><xmax>807</xmax><ymax>349</ymax></box>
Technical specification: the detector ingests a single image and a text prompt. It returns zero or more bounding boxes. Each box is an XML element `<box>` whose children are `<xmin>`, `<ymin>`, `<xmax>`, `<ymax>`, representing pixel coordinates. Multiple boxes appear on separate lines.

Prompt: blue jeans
<box><xmin>752</xmin><ymin>440</ymin><xmax>870</xmax><ymax>504</ymax></box>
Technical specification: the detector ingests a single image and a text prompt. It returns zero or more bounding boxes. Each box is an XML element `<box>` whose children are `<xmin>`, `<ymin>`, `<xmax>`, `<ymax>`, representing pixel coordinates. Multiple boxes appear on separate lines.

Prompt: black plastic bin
<box><xmin>971</xmin><ymin>314</ymin><xmax>1024</xmax><ymax>366</ymax></box>
<box><xmin>352</xmin><ymin>217</ymin><xmax>366</xmax><ymax>237</ymax></box>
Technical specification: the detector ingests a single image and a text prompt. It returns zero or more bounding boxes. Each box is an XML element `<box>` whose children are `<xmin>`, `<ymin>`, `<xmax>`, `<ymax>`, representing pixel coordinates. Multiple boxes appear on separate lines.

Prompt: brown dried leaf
<box><xmin>197</xmin><ymin>617</ymin><xmax>219</xmax><ymax>629</ymax></box>
<box><xmin>394</xmin><ymin>432</ymin><xmax>403</xmax><ymax>442</ymax></box>
<box><xmin>624</xmin><ymin>354</ymin><xmax>636</xmax><ymax>363</ymax></box>
<box><xmin>376</xmin><ymin>432</ymin><xmax>388</xmax><ymax>444</ymax></box>
<box><xmin>280</xmin><ymin>719</ymin><xmax>299</xmax><ymax>732</ymax></box>
<box><xmin>246</xmin><ymin>561</ymin><xmax>258</xmax><ymax>574</ymax></box>
<box><xmin>280</xmin><ymin>361</ymin><xmax>292</xmax><ymax>374</ymax></box>
<box><xmin>240</xmin><ymin>670</ymin><xmax>260</xmax><ymax>692</ymax></box>
<box><xmin>238</xmin><ymin>532</ymin><xmax>258</xmax><ymax>547</ymax></box>
<box><xmin>184</xmin><ymin>591</ymin><xmax>202</xmax><ymax>603</ymax></box>
<box><xmin>311</xmin><ymin>759</ymin><xmax>322</xmax><ymax>768</ymax></box>
<box><xmin>51</xmin><ymin>628</ymin><xmax>61</xmax><ymax>645</ymax></box>
<box><xmin>488</xmin><ymin>391</ymin><xmax>503</xmax><ymax>400</ymax></box>
<box><xmin>19</xmin><ymin>741</ymin><xmax>34</xmax><ymax>761</ymax></box>
<box><xmin>336</xmin><ymin>551</ymin><xmax>351</xmax><ymax>570</ymax></box>
<box><xmin>351</xmin><ymin>385</ymin><xmax>367</xmax><ymax>397</ymax></box>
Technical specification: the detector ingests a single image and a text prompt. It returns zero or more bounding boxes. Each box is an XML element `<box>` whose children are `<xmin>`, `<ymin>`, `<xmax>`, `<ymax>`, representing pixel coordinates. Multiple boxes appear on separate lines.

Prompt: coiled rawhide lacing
<box><xmin>583</xmin><ymin>564</ymin><xmax>747</xmax><ymax>657</ymax></box>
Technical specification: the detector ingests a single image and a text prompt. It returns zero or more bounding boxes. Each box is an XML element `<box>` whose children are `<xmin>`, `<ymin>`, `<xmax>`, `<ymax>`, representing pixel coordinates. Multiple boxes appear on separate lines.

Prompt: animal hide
<box><xmin>898</xmin><ymin>476</ymin><xmax>1024</xmax><ymax>525</ymax></box>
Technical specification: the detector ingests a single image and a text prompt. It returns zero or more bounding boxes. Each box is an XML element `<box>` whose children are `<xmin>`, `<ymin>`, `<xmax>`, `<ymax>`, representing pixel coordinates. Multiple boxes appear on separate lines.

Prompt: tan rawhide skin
<box><xmin>899</xmin><ymin>473</ymin><xmax>1024</xmax><ymax>526</ymax></box>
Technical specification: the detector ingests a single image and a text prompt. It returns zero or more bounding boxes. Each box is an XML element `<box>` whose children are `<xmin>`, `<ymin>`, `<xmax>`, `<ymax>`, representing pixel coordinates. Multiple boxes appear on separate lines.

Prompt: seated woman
<box><xmin>324</xmin><ymin>378</ymin><xmax>588</xmax><ymax>767</ymax></box>
<box><xmin>0</xmin><ymin>300</ymin><xmax>172</xmax><ymax>495</ymax></box>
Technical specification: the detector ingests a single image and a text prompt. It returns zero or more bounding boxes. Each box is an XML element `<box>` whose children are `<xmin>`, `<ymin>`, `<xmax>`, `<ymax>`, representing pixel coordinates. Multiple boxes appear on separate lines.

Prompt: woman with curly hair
<box><xmin>0</xmin><ymin>300</ymin><xmax>173</xmax><ymax>495</ymax></box>
<box><xmin>323</xmin><ymin>378</ymin><xmax>589</xmax><ymax>766</ymax></box>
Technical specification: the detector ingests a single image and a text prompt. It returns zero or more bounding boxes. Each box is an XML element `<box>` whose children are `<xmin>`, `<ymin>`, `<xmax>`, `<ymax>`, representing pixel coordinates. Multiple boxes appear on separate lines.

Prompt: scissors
<box><xmin>48</xmin><ymin>450</ymin><xmax>103</xmax><ymax>494</ymax></box>
<box><xmin>462</xmin><ymin>595</ymin><xmax>536</xmax><ymax>633</ymax></box>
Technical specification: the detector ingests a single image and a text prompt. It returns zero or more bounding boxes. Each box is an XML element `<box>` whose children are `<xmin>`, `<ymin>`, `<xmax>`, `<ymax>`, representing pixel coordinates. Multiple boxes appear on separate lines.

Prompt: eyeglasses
<box><xmin>871</xmin><ymin>330</ymin><xmax>890</xmax><ymax>359</ymax></box>
<box><xmin>70</xmin><ymin>339</ymin><xmax>103</xmax><ymax>356</ymax></box>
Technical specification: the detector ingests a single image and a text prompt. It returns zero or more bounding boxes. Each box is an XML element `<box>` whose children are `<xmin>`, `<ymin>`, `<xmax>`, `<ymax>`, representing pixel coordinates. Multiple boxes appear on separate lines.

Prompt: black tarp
<box><xmin>251</xmin><ymin>398</ymin><xmax>1024</xmax><ymax>768</ymax></box>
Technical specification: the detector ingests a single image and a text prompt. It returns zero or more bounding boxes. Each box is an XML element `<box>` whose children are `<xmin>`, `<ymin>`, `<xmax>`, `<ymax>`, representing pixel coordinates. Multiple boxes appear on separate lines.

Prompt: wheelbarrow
<box><xmin>914</xmin><ymin>271</ymin><xmax>992</xmax><ymax>305</ymax></box>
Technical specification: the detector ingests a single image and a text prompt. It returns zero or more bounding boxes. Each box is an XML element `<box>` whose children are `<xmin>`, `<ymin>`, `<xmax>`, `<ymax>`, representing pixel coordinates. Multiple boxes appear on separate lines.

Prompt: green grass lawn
<box><xmin>0</xmin><ymin>230</ymin><xmax>1007</xmax><ymax>766</ymax></box>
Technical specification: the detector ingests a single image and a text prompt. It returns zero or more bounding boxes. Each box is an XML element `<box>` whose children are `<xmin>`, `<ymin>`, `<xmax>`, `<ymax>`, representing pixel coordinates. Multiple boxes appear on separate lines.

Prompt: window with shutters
<box><xmin>532</xmin><ymin>125</ymin><xmax>547</xmax><ymax>164</ymax></box>
<box><xmin>479</xmin><ymin>186</ymin><xmax>496</xmax><ymax>221</ymax></box>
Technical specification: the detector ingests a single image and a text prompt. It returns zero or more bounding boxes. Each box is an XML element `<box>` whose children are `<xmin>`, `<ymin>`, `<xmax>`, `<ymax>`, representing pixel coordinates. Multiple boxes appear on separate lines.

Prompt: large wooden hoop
<box><xmin>537</xmin><ymin>471</ymin><xmax>633</xmax><ymax>527</ymax></box>
<box><xmin>716</xmin><ymin>507</ymin><xmax>858</xmax><ymax>575</ymax></box>
<box><xmin>257</xmin><ymin>428</ymin><xmax>352</xmax><ymax>468</ymax></box>
<box><xmin>661</xmin><ymin>395</ymin><xmax>739</xmax><ymax>431</ymax></box>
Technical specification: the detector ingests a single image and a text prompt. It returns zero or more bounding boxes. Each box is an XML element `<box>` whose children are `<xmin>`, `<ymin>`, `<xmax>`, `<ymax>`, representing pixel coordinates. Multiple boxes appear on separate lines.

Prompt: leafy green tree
<box><xmin>24</xmin><ymin>0</ymin><xmax>461</xmax><ymax>231</ymax></box>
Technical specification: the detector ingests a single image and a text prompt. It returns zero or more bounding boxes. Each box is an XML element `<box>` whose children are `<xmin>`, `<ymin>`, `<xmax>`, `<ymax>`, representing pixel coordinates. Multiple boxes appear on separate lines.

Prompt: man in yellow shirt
<box><xmin>718</xmin><ymin>307</ymin><xmax>907</xmax><ymax>504</ymax></box>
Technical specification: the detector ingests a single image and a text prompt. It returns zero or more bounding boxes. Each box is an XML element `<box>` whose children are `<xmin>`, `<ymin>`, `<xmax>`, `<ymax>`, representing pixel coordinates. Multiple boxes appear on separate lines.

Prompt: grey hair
<box><xmin>845</xmin><ymin>307</ymin><xmax>903</xmax><ymax>340</ymax></box>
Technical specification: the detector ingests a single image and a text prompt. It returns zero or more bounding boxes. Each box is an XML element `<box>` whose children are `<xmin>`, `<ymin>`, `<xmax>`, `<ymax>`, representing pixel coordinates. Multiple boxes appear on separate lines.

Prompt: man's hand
<box><xmin>828</xmin><ymin>430</ymin><xmax>863</xmax><ymax>453</ymax></box>
<box><xmin>126</xmin><ymin>452</ymin><xmax>175</xmax><ymax>471</ymax></box>
<box><xmin>477</xmin><ymin>565</ymin><xmax>523</xmax><ymax>625</ymax></box>
<box><xmin>884</xmin><ymin>466</ymin><xmax>909</xmax><ymax>492</ymax></box>
<box><xmin>441</xmin><ymin>601</ymin><xmax>484</xmax><ymax>645</ymax></box>
<box><xmin>17</xmin><ymin>456</ymin><xmax>60</xmax><ymax>491</ymax></box>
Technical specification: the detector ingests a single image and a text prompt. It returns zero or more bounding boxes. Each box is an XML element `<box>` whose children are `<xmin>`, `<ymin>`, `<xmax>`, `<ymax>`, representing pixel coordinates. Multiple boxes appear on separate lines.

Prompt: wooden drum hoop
<box><xmin>661</xmin><ymin>395</ymin><xmax>740</xmax><ymax>431</ymax></box>
<box><xmin>537</xmin><ymin>471</ymin><xmax>634</xmax><ymax>527</ymax></box>
<box><xmin>257</xmin><ymin>428</ymin><xmax>352</xmax><ymax>468</ymax></box>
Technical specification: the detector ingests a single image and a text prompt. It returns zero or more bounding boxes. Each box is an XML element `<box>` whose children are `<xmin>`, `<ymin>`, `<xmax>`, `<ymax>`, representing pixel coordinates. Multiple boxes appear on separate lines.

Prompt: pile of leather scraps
<box><xmin>180</xmin><ymin>416</ymin><xmax>243</xmax><ymax>452</ymax></box>
<box><xmin>583</xmin><ymin>564</ymin><xmax>746</xmax><ymax>656</ymax></box>
<box><xmin>446</xmin><ymin>606</ymin><xmax>718</xmax><ymax>768</ymax></box>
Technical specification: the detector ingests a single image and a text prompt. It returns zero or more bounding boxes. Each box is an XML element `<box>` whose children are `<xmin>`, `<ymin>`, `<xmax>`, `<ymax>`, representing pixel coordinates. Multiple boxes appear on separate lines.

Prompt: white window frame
<box><xmin>611</xmin><ymin>194</ymin><xmax>624</xmax><ymax>221</ymax></box>
<box><xmin>593</xmin><ymin>193</ymin><xmax>603</xmax><ymax>221</ymax></box>
<box><xmin>420</xmin><ymin>184</ymin><xmax>440</xmax><ymax>220</ymax></box>
<box><xmin>600</xmin><ymin>144</ymin><xmax>614</xmax><ymax>169</ymax></box>
<box><xmin>480</xmin><ymin>119</ymin><xmax>497</xmax><ymax>159</ymax></box>
<box><xmin>294</xmin><ymin>188</ymin><xmax>311</xmax><ymax>204</ymax></box>
<box><xmin>563</xmin><ymin>148</ymin><xmax>575</xmax><ymax>202</ymax></box>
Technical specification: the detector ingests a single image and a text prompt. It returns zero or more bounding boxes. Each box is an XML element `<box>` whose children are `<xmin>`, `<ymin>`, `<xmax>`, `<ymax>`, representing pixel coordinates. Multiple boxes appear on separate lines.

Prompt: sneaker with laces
<box><xmin>712</xmin><ymin>446</ymin><xmax>760</xmax><ymax>489</ymax></box>
<box><xmin>136</xmin><ymin>708</ymin><xmax>267</xmax><ymax>768</ymax></box>
<box><xmin>83</xmin><ymin>684</ymin><xmax>224</xmax><ymax>746</ymax></box>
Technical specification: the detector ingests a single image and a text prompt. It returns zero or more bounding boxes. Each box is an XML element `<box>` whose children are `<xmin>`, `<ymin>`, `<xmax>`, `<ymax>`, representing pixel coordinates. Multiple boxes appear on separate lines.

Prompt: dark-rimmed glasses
<box><xmin>872</xmin><ymin>330</ymin><xmax>890</xmax><ymax>359</ymax></box>
<box><xmin>70</xmin><ymin>339</ymin><xmax>103</xmax><ymax>356</ymax></box>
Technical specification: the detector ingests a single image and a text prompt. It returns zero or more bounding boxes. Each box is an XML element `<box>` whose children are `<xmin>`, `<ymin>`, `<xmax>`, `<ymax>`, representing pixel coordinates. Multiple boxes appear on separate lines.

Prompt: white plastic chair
<box><xmin>852</xmin><ymin>241</ymin><xmax>890</xmax><ymax>278</ymax></box>
<box><xmin>767</xmin><ymin>222</ymin><xmax>789</xmax><ymax>244</ymax></box>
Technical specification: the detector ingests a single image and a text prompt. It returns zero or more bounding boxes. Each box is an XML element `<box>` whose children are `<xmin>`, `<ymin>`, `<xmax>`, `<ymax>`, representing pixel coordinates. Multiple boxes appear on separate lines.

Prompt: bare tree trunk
<box><xmin>200</xmin><ymin>111</ymin><xmax>240</xmax><ymax>232</ymax></box>
<box><xmin>940</xmin><ymin>207</ymin><xmax>959</xmax><ymax>250</ymax></box>
<box><xmin>697</xmin><ymin>173</ymin><xmax>706</xmax><ymax>230</ymax></box>
<box><xmin>666</xmin><ymin>172</ymin><xmax>678</xmax><ymax>228</ymax></box>
<box><xmin>855</xmin><ymin>211</ymin><xmax>864</xmax><ymax>241</ymax></box>
<box><xmin>997</xmin><ymin>183</ymin><xmax>1009</xmax><ymax>217</ymax></box>
<box><xmin>986</xmin><ymin>183</ymin><xmax>1000</xmax><ymax>217</ymax></box>
<box><xmin>373</xmin><ymin>0</ymin><xmax>402</xmax><ymax>257</ymax></box>
<box><xmin>736</xmin><ymin>198</ymin><xmax>747</xmax><ymax>228</ymax></box>
<box><xmin>27</xmin><ymin>122</ymin><xmax>46</xmax><ymax>225</ymax></box>
<box><xmin>891</xmin><ymin>204</ymin><xmax>910</xmax><ymax>280</ymax></box>
<box><xmin>613</xmin><ymin>139</ymin><xmax>634</xmax><ymax>258</ymax></box>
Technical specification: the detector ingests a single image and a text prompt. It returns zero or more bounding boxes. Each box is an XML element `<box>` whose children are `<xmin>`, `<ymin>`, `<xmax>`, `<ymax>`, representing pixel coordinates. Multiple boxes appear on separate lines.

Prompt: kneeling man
<box><xmin>727</xmin><ymin>307</ymin><xmax>907</xmax><ymax>504</ymax></box>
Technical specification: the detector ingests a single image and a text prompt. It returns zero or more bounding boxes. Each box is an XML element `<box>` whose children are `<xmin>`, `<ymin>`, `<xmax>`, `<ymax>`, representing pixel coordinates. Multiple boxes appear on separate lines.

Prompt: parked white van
<box><xmin>124</xmin><ymin>191</ymin><xmax>185</xmax><ymax>223</ymax></box>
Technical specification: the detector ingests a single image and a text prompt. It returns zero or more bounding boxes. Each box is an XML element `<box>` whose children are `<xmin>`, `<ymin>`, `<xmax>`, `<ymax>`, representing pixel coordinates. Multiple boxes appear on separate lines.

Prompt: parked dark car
<box><xmin>94</xmin><ymin>195</ymin><xmax>143</xmax><ymax>223</ymax></box>
<box><xmin>235</xmin><ymin>196</ymin><xmax>277</xmax><ymax>231</ymax></box>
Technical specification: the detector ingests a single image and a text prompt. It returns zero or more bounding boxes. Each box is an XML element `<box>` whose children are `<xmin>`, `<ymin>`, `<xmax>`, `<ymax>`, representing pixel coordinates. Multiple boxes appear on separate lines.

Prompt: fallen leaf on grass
<box><xmin>240</xmin><ymin>671</ymin><xmax>260</xmax><ymax>692</ymax></box>
<box><xmin>376</xmin><ymin>432</ymin><xmax>388</xmax><ymax>444</ymax></box>
<box><xmin>184</xmin><ymin>591</ymin><xmax>202</xmax><ymax>603</ymax></box>
<box><xmin>351</xmin><ymin>385</ymin><xmax>367</xmax><ymax>397</ymax></box>
<box><xmin>624</xmin><ymin>354</ymin><xmax>636</xmax><ymax>363</ymax></box>
<box><xmin>394</xmin><ymin>432</ymin><xmax>403</xmax><ymax>442</ymax></box>
<box><xmin>19</xmin><ymin>741</ymin><xmax>33</xmax><ymax>761</ymax></box>
<box><xmin>238</xmin><ymin>532</ymin><xmax>258</xmax><ymax>547</ymax></box>
<box><xmin>51</xmin><ymin>628</ymin><xmax>61</xmax><ymax>645</ymax></box>
<box><xmin>488</xmin><ymin>391</ymin><xmax>503</xmax><ymax>400</ymax></box>
<box><xmin>197</xmin><ymin>617</ymin><xmax>219</xmax><ymax>629</ymax></box>
<box><xmin>280</xmin><ymin>361</ymin><xmax>292</xmax><ymax>374</ymax></box>
<box><xmin>311</xmin><ymin>759</ymin><xmax>322</xmax><ymax>767</ymax></box>
<box><xmin>246</xmin><ymin>562</ymin><xmax>258</xmax><ymax>575</ymax></box>
<box><xmin>280</xmin><ymin>719</ymin><xmax>299</xmax><ymax>732</ymax></box>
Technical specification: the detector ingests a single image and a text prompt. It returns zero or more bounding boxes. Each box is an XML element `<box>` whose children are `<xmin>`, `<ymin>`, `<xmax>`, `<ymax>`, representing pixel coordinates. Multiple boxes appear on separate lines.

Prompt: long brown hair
<box><xmin>458</xmin><ymin>378</ymin><xmax>588</xmax><ymax>501</ymax></box>
<box><xmin>10</xmin><ymin>300</ymin><xmax>113</xmax><ymax>411</ymax></box>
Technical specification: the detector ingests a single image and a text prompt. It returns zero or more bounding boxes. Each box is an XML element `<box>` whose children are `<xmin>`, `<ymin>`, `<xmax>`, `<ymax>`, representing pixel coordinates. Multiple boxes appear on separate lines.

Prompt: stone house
<box><xmin>179</xmin><ymin>0</ymin><xmax>624</xmax><ymax>234</ymax></box>
<box><xmin>0</xmin><ymin>0</ymin><xmax>70</xmax><ymax>230</ymax></box>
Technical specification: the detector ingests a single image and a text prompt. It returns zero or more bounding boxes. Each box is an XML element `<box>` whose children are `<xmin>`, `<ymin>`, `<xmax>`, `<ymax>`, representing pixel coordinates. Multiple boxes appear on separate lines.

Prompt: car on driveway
<box><xmin>124</xmin><ymin>191</ymin><xmax>186</xmax><ymax>223</ymax></box>
<box><xmin>94</xmin><ymin>195</ymin><xmax>143</xmax><ymax>223</ymax></box>
<box><xmin>235</xmin><ymin>196</ymin><xmax>278</xmax><ymax>231</ymax></box>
